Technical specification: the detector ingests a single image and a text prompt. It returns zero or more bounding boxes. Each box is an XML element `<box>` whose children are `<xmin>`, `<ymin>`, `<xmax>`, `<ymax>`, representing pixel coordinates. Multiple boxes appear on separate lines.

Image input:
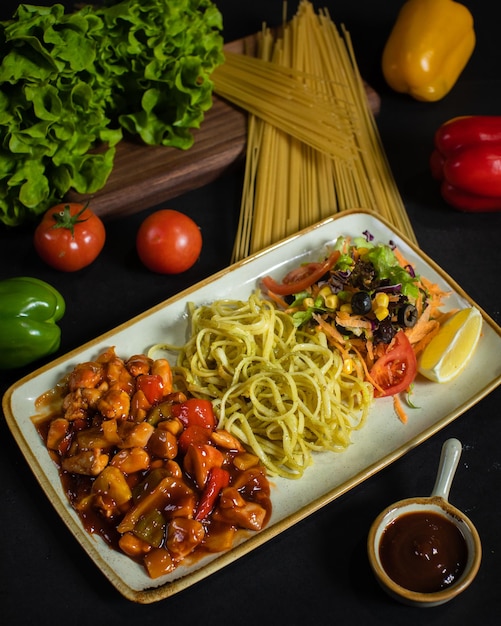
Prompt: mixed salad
<box><xmin>261</xmin><ymin>232</ymin><xmax>452</xmax><ymax>418</ymax></box>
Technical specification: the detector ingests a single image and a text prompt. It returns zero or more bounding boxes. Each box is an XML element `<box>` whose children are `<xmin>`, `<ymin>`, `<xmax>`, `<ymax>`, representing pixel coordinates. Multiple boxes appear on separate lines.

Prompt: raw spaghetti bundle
<box><xmin>212</xmin><ymin>0</ymin><xmax>416</xmax><ymax>261</ymax></box>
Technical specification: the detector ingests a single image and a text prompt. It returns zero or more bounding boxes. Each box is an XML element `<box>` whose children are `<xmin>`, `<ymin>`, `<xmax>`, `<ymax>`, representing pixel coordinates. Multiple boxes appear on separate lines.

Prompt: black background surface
<box><xmin>1</xmin><ymin>2</ymin><xmax>500</xmax><ymax>624</ymax></box>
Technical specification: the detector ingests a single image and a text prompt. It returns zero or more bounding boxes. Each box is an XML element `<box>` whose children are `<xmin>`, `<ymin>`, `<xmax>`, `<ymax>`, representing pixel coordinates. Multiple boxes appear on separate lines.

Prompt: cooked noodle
<box><xmin>151</xmin><ymin>292</ymin><xmax>373</xmax><ymax>479</ymax></box>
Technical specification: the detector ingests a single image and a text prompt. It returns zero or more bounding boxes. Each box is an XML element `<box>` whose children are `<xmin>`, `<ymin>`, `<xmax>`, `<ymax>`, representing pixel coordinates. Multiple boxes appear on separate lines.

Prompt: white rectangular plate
<box><xmin>4</xmin><ymin>209</ymin><xmax>501</xmax><ymax>603</ymax></box>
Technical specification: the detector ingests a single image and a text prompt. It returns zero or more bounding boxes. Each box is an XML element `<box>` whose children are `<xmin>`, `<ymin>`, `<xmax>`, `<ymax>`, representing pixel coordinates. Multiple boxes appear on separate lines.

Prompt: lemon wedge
<box><xmin>418</xmin><ymin>307</ymin><xmax>482</xmax><ymax>383</ymax></box>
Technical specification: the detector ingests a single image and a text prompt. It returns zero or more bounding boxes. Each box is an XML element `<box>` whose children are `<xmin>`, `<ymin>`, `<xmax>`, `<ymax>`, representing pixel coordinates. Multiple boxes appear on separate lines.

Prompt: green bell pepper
<box><xmin>0</xmin><ymin>277</ymin><xmax>65</xmax><ymax>369</ymax></box>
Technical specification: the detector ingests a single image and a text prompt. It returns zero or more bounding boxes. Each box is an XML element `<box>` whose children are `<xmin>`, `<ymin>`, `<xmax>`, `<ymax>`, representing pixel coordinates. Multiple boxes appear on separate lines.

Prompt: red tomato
<box><xmin>33</xmin><ymin>202</ymin><xmax>105</xmax><ymax>272</ymax></box>
<box><xmin>369</xmin><ymin>331</ymin><xmax>417</xmax><ymax>397</ymax></box>
<box><xmin>136</xmin><ymin>209</ymin><xmax>202</xmax><ymax>274</ymax></box>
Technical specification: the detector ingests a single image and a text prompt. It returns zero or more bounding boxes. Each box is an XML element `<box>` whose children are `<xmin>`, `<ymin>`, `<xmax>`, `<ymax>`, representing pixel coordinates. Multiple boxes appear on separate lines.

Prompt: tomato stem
<box><xmin>51</xmin><ymin>202</ymin><xmax>90</xmax><ymax>236</ymax></box>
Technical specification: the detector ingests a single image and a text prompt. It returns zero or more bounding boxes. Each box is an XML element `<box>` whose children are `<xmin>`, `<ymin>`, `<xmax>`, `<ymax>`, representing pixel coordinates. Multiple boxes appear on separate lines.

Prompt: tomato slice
<box><xmin>136</xmin><ymin>374</ymin><xmax>164</xmax><ymax>405</ymax></box>
<box><xmin>261</xmin><ymin>250</ymin><xmax>340</xmax><ymax>296</ymax></box>
<box><xmin>369</xmin><ymin>331</ymin><xmax>417</xmax><ymax>397</ymax></box>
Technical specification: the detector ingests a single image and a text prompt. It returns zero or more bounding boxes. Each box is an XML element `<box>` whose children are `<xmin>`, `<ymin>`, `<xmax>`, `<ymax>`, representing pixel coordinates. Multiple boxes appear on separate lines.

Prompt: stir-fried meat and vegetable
<box><xmin>33</xmin><ymin>347</ymin><xmax>272</xmax><ymax>579</ymax></box>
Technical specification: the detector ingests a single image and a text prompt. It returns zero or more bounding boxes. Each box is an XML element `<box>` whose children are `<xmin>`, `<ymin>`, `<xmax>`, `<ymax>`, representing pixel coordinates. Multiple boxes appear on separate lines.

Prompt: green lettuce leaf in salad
<box><xmin>332</xmin><ymin>235</ymin><xmax>420</xmax><ymax>299</ymax></box>
<box><xmin>360</xmin><ymin>243</ymin><xmax>420</xmax><ymax>299</ymax></box>
<box><xmin>0</xmin><ymin>0</ymin><xmax>224</xmax><ymax>226</ymax></box>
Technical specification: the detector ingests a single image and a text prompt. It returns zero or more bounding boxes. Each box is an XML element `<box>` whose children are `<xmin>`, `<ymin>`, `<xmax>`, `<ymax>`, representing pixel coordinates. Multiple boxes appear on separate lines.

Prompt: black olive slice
<box><xmin>398</xmin><ymin>304</ymin><xmax>418</xmax><ymax>328</ymax></box>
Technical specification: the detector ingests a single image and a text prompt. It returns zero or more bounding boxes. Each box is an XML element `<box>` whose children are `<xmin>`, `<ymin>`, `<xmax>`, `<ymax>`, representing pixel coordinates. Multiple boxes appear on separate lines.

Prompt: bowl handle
<box><xmin>430</xmin><ymin>438</ymin><xmax>462</xmax><ymax>500</ymax></box>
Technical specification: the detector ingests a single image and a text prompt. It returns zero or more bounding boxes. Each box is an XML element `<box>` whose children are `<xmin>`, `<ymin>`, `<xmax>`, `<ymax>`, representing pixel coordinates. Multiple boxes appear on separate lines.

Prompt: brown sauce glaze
<box><xmin>379</xmin><ymin>510</ymin><xmax>468</xmax><ymax>593</ymax></box>
<box><xmin>32</xmin><ymin>347</ymin><xmax>273</xmax><ymax>579</ymax></box>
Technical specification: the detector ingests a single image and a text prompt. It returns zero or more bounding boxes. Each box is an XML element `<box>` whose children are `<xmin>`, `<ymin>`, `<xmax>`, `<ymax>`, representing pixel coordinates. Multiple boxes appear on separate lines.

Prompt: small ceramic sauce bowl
<box><xmin>367</xmin><ymin>438</ymin><xmax>482</xmax><ymax>607</ymax></box>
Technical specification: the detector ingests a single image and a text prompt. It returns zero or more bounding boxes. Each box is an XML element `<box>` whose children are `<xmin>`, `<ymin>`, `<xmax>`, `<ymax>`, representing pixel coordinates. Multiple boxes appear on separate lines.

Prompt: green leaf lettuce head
<box><xmin>0</xmin><ymin>0</ymin><xmax>224</xmax><ymax>226</ymax></box>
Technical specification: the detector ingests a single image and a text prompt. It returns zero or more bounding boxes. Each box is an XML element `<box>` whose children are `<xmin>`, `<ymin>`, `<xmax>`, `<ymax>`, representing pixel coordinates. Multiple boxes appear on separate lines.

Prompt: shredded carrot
<box><xmin>336</xmin><ymin>311</ymin><xmax>373</xmax><ymax>329</ymax></box>
<box><xmin>435</xmin><ymin>309</ymin><xmax>458</xmax><ymax>325</ymax></box>
<box><xmin>405</xmin><ymin>307</ymin><xmax>433</xmax><ymax>343</ymax></box>
<box><xmin>411</xmin><ymin>325</ymin><xmax>441</xmax><ymax>357</ymax></box>
<box><xmin>350</xmin><ymin>344</ymin><xmax>385</xmax><ymax>395</ymax></box>
<box><xmin>313</xmin><ymin>314</ymin><xmax>351</xmax><ymax>360</ymax></box>
<box><xmin>393</xmin><ymin>394</ymin><xmax>408</xmax><ymax>424</ymax></box>
<box><xmin>418</xmin><ymin>275</ymin><xmax>451</xmax><ymax>314</ymax></box>
<box><xmin>420</xmin><ymin>274</ymin><xmax>450</xmax><ymax>298</ymax></box>
<box><xmin>266</xmin><ymin>289</ymin><xmax>290</xmax><ymax>310</ymax></box>
<box><xmin>365</xmin><ymin>338</ymin><xmax>374</xmax><ymax>363</ymax></box>
<box><xmin>393</xmin><ymin>247</ymin><xmax>414</xmax><ymax>272</ymax></box>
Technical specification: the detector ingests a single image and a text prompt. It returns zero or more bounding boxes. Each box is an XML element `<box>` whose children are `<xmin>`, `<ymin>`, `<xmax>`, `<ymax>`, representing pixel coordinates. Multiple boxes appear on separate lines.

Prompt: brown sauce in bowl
<box><xmin>379</xmin><ymin>510</ymin><xmax>468</xmax><ymax>593</ymax></box>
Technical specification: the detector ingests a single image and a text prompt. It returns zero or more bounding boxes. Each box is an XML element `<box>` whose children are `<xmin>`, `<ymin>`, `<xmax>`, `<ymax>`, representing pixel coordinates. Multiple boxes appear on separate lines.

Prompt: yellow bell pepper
<box><xmin>382</xmin><ymin>0</ymin><xmax>475</xmax><ymax>102</ymax></box>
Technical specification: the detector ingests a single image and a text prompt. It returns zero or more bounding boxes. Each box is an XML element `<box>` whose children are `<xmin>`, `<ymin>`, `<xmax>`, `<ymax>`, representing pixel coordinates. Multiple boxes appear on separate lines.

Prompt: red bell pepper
<box><xmin>178</xmin><ymin>424</ymin><xmax>213</xmax><ymax>454</ymax></box>
<box><xmin>430</xmin><ymin>116</ymin><xmax>501</xmax><ymax>212</ymax></box>
<box><xmin>195</xmin><ymin>467</ymin><xmax>230</xmax><ymax>521</ymax></box>
<box><xmin>172</xmin><ymin>398</ymin><xmax>216</xmax><ymax>430</ymax></box>
<box><xmin>136</xmin><ymin>374</ymin><xmax>164</xmax><ymax>405</ymax></box>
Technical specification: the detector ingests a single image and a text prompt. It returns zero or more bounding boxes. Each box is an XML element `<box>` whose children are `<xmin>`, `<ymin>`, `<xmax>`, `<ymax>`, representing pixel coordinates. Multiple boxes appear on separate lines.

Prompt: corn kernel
<box><xmin>373</xmin><ymin>292</ymin><xmax>389</xmax><ymax>309</ymax></box>
<box><xmin>374</xmin><ymin>306</ymin><xmax>389</xmax><ymax>321</ymax></box>
<box><xmin>303</xmin><ymin>297</ymin><xmax>315</xmax><ymax>309</ymax></box>
<box><xmin>340</xmin><ymin>303</ymin><xmax>352</xmax><ymax>313</ymax></box>
<box><xmin>318</xmin><ymin>285</ymin><xmax>332</xmax><ymax>299</ymax></box>
<box><xmin>324</xmin><ymin>294</ymin><xmax>339</xmax><ymax>310</ymax></box>
<box><xmin>343</xmin><ymin>358</ymin><xmax>355</xmax><ymax>374</ymax></box>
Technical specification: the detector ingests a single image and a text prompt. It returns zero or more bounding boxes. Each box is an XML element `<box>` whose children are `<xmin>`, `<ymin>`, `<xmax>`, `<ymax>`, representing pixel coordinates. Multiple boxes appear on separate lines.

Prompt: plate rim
<box><xmin>3</xmin><ymin>208</ymin><xmax>501</xmax><ymax>603</ymax></box>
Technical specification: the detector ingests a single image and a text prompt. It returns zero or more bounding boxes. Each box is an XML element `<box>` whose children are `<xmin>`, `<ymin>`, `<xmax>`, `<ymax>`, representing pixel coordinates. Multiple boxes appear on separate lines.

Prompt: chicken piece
<box><xmin>163</xmin><ymin>459</ymin><xmax>183</xmax><ymax>479</ymax></box>
<box><xmin>231</xmin><ymin>466</ymin><xmax>271</xmax><ymax>498</ymax></box>
<box><xmin>76</xmin><ymin>425</ymin><xmax>112</xmax><ymax>450</ymax></box>
<box><xmin>46</xmin><ymin>417</ymin><xmax>70</xmax><ymax>451</ymax></box>
<box><xmin>156</xmin><ymin>417</ymin><xmax>184</xmax><ymax>437</ymax></box>
<box><xmin>147</xmin><ymin>428</ymin><xmax>178</xmax><ymax>460</ymax></box>
<box><xmin>81</xmin><ymin>382</ymin><xmax>109</xmax><ymax>409</ymax></box>
<box><xmin>117</xmin><ymin>421</ymin><xmax>154</xmax><ymax>448</ymax></box>
<box><xmin>62</xmin><ymin>388</ymin><xmax>90</xmax><ymax>422</ymax></box>
<box><xmin>91</xmin><ymin>465</ymin><xmax>132</xmax><ymax>507</ymax></box>
<box><xmin>210</xmin><ymin>429</ymin><xmax>245</xmax><ymax>452</ymax></box>
<box><xmin>101</xmin><ymin>418</ymin><xmax>121</xmax><ymax>446</ymax></box>
<box><xmin>61</xmin><ymin>449</ymin><xmax>109</xmax><ymax>476</ymax></box>
<box><xmin>96</xmin><ymin>346</ymin><xmax>120</xmax><ymax>364</ymax></box>
<box><xmin>105</xmin><ymin>355</ymin><xmax>134</xmax><ymax>394</ymax></box>
<box><xmin>232</xmin><ymin>451</ymin><xmax>261</xmax><ymax>471</ymax></box>
<box><xmin>130</xmin><ymin>389</ymin><xmax>151</xmax><ymax>423</ymax></box>
<box><xmin>166</xmin><ymin>517</ymin><xmax>205</xmax><ymax>560</ymax></box>
<box><xmin>67</xmin><ymin>361</ymin><xmax>105</xmax><ymax>391</ymax></box>
<box><xmin>202</xmin><ymin>520</ymin><xmax>236</xmax><ymax>553</ymax></box>
<box><xmin>151</xmin><ymin>359</ymin><xmax>173</xmax><ymax>395</ymax></box>
<box><xmin>97</xmin><ymin>387</ymin><xmax>131</xmax><ymax>420</ymax></box>
<box><xmin>144</xmin><ymin>547</ymin><xmax>176</xmax><ymax>578</ymax></box>
<box><xmin>126</xmin><ymin>354</ymin><xmax>153</xmax><ymax>377</ymax></box>
<box><xmin>119</xmin><ymin>532</ymin><xmax>152</xmax><ymax>558</ymax></box>
<box><xmin>183</xmin><ymin>443</ymin><xmax>225</xmax><ymax>489</ymax></box>
<box><xmin>110</xmin><ymin>447</ymin><xmax>151</xmax><ymax>474</ymax></box>
<box><xmin>213</xmin><ymin>486</ymin><xmax>268</xmax><ymax>531</ymax></box>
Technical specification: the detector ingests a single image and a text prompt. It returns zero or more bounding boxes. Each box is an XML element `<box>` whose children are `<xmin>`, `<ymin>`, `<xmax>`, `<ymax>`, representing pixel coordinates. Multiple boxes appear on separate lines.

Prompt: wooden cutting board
<box><xmin>68</xmin><ymin>36</ymin><xmax>381</xmax><ymax>220</ymax></box>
